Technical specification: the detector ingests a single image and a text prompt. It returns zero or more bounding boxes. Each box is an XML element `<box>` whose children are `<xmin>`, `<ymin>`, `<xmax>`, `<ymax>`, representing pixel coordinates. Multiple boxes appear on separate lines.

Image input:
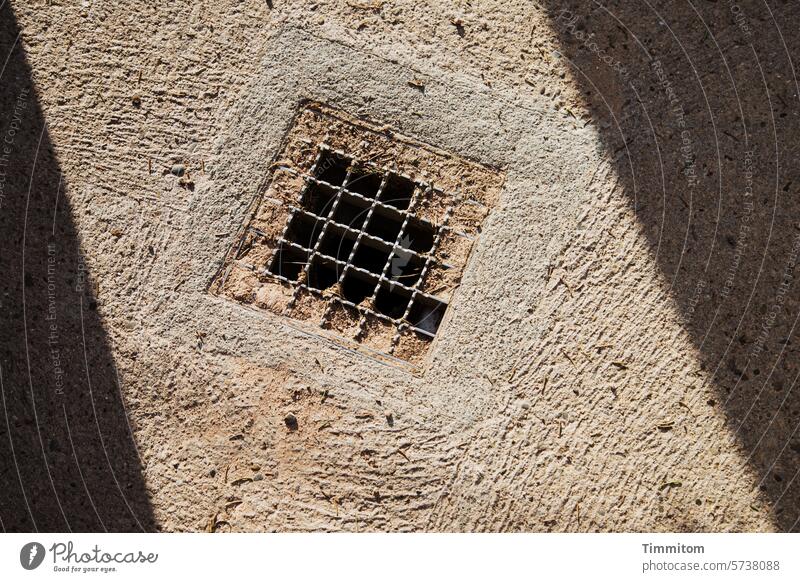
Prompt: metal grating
<box><xmin>262</xmin><ymin>145</ymin><xmax>451</xmax><ymax>350</ymax></box>
<box><xmin>212</xmin><ymin>103</ymin><xmax>503</xmax><ymax>365</ymax></box>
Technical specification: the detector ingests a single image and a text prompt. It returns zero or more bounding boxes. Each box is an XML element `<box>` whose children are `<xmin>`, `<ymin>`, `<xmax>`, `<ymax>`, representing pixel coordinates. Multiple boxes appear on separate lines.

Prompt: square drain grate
<box><xmin>212</xmin><ymin>102</ymin><xmax>503</xmax><ymax>366</ymax></box>
<box><xmin>271</xmin><ymin>148</ymin><xmax>445</xmax><ymax>335</ymax></box>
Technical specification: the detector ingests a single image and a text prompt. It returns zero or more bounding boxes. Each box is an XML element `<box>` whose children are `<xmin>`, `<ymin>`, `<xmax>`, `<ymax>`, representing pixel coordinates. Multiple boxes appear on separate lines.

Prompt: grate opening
<box><xmin>402</xmin><ymin>218</ymin><xmax>436</xmax><ymax>254</ymax></box>
<box><xmin>331</xmin><ymin>192</ymin><xmax>370</xmax><ymax>229</ymax></box>
<box><xmin>346</xmin><ymin>167</ymin><xmax>383</xmax><ymax>198</ymax></box>
<box><xmin>365</xmin><ymin>208</ymin><xmax>404</xmax><ymax>242</ymax></box>
<box><xmin>307</xmin><ymin>256</ymin><xmax>340</xmax><ymax>290</ymax></box>
<box><xmin>380</xmin><ymin>173</ymin><xmax>415</xmax><ymax>210</ymax></box>
<box><xmin>318</xmin><ymin>226</ymin><xmax>357</xmax><ymax>261</ymax></box>
<box><xmin>387</xmin><ymin>248</ymin><xmax>425</xmax><ymax>285</ymax></box>
<box><xmin>269</xmin><ymin>246</ymin><xmax>309</xmax><ymax>281</ymax></box>
<box><xmin>352</xmin><ymin>242</ymin><xmax>391</xmax><ymax>273</ymax></box>
<box><xmin>302</xmin><ymin>181</ymin><xmax>338</xmax><ymax>216</ymax></box>
<box><xmin>316</xmin><ymin>150</ymin><xmax>350</xmax><ymax>185</ymax></box>
<box><xmin>375</xmin><ymin>282</ymin><xmax>411</xmax><ymax>318</ymax></box>
<box><xmin>341</xmin><ymin>270</ymin><xmax>377</xmax><ymax>304</ymax></box>
<box><xmin>284</xmin><ymin>212</ymin><xmax>323</xmax><ymax>248</ymax></box>
<box><xmin>408</xmin><ymin>295</ymin><xmax>447</xmax><ymax>336</ymax></box>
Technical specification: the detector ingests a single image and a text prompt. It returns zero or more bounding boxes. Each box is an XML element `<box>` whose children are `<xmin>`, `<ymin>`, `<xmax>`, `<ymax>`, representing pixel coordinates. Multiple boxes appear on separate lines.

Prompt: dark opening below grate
<box><xmin>265</xmin><ymin>145</ymin><xmax>451</xmax><ymax>346</ymax></box>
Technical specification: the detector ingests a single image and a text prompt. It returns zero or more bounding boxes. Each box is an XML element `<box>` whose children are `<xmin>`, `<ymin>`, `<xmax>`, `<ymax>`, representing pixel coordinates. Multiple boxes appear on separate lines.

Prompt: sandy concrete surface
<box><xmin>1</xmin><ymin>0</ymin><xmax>799</xmax><ymax>531</ymax></box>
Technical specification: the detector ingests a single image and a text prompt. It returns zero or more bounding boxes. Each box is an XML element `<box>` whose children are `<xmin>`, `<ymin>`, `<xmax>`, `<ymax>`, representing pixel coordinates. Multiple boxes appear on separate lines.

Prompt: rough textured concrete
<box><xmin>2</xmin><ymin>0</ymin><xmax>799</xmax><ymax>531</ymax></box>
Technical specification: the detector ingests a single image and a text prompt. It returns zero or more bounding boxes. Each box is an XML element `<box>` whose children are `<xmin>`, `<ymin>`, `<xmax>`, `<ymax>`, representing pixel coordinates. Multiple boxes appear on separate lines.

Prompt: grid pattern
<box><xmin>259</xmin><ymin>145</ymin><xmax>453</xmax><ymax>353</ymax></box>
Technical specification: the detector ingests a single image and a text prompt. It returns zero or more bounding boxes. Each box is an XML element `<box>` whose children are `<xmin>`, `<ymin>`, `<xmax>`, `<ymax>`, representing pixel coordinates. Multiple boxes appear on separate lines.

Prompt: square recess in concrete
<box><xmin>211</xmin><ymin>102</ymin><xmax>502</xmax><ymax>366</ymax></box>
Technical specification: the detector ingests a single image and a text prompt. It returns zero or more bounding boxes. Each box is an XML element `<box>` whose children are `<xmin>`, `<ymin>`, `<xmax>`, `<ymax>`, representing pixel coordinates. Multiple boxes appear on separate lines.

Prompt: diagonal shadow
<box><xmin>542</xmin><ymin>1</ymin><xmax>800</xmax><ymax>530</ymax></box>
<box><xmin>0</xmin><ymin>4</ymin><xmax>154</xmax><ymax>532</ymax></box>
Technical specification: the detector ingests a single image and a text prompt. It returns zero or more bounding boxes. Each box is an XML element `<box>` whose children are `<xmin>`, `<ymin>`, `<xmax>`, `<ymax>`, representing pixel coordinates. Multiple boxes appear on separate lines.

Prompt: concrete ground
<box><xmin>1</xmin><ymin>0</ymin><xmax>799</xmax><ymax>532</ymax></box>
